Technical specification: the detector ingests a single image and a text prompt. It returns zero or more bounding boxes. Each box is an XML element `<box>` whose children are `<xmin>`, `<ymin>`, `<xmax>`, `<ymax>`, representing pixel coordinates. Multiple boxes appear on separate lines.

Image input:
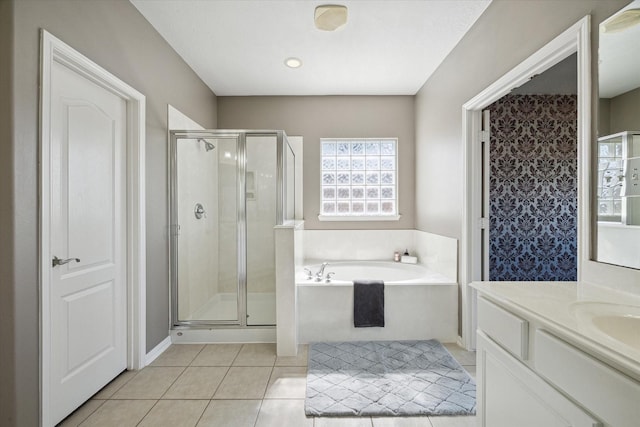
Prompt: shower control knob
<box><xmin>194</xmin><ymin>203</ymin><xmax>207</xmax><ymax>219</ymax></box>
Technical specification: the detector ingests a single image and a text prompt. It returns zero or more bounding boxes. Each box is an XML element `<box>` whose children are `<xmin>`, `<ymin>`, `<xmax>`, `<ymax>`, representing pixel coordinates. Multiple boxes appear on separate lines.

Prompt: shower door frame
<box><xmin>169</xmin><ymin>129</ymin><xmax>288</xmax><ymax>328</ymax></box>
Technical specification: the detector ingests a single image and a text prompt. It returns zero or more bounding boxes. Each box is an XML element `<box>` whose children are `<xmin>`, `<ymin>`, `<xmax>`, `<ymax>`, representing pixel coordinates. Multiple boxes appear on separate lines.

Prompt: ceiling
<box><xmin>130</xmin><ymin>0</ymin><xmax>492</xmax><ymax>96</ymax></box>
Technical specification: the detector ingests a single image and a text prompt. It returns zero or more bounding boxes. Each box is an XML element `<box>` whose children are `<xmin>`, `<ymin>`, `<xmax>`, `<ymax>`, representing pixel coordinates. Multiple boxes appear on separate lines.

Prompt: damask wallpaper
<box><xmin>488</xmin><ymin>94</ymin><xmax>577</xmax><ymax>281</ymax></box>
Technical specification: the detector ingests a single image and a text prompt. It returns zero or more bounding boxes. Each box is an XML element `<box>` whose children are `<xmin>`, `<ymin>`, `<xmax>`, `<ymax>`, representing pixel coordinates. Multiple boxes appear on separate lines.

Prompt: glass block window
<box><xmin>597</xmin><ymin>136</ymin><xmax>624</xmax><ymax>222</ymax></box>
<box><xmin>320</xmin><ymin>138</ymin><xmax>397</xmax><ymax>218</ymax></box>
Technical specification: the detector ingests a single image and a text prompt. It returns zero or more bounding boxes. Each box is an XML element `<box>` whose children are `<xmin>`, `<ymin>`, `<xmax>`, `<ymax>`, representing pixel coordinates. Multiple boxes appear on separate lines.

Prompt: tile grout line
<box><xmin>155</xmin><ymin>366</ymin><xmax>187</xmax><ymax>400</ymax></box>
<box><xmin>253</xmin><ymin>398</ymin><xmax>265</xmax><ymax>427</ymax></box>
<box><xmin>133</xmin><ymin>345</ymin><xmax>207</xmax><ymax>426</ymax></box>
<box><xmin>208</xmin><ymin>365</ymin><xmax>232</xmax><ymax>400</ymax></box>
<box><xmin>252</xmin><ymin>343</ymin><xmax>277</xmax><ymax>427</ymax></box>
<box><xmin>191</xmin><ymin>343</ymin><xmax>234</xmax><ymax>400</ymax></box>
<box><xmin>211</xmin><ymin>345</ymin><xmax>242</xmax><ymax>400</ymax></box>
<box><xmin>262</xmin><ymin>350</ymin><xmax>278</xmax><ymax>400</ymax></box>
<box><xmin>193</xmin><ymin>399</ymin><xmax>213</xmax><ymax>427</ymax></box>
<box><xmin>190</xmin><ymin>343</ymin><xmax>207</xmax><ymax>365</ymax></box>
<box><xmin>230</xmin><ymin>343</ymin><xmax>245</xmax><ymax>366</ymax></box>
<box><xmin>68</xmin><ymin>399</ymin><xmax>105</xmax><ymax>427</ymax></box>
<box><xmin>134</xmin><ymin>399</ymin><xmax>160</xmax><ymax>427</ymax></box>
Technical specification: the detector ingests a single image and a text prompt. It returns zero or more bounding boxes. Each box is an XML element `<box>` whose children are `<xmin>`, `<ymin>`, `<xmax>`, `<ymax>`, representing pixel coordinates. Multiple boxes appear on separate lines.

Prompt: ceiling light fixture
<box><xmin>315</xmin><ymin>4</ymin><xmax>348</xmax><ymax>31</ymax></box>
<box><xmin>601</xmin><ymin>8</ymin><xmax>640</xmax><ymax>33</ymax></box>
<box><xmin>284</xmin><ymin>57</ymin><xmax>303</xmax><ymax>68</ymax></box>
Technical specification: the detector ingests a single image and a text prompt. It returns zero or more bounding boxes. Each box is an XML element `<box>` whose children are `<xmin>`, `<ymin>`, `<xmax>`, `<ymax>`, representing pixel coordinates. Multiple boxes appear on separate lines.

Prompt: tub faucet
<box><xmin>315</xmin><ymin>262</ymin><xmax>329</xmax><ymax>281</ymax></box>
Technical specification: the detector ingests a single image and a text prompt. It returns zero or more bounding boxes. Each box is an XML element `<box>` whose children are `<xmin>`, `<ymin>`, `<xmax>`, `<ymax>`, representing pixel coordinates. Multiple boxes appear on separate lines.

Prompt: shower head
<box><xmin>198</xmin><ymin>138</ymin><xmax>215</xmax><ymax>152</ymax></box>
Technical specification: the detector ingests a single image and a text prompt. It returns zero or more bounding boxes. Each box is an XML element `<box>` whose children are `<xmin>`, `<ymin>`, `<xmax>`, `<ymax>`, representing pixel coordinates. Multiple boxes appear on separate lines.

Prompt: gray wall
<box><xmin>0</xmin><ymin>0</ymin><xmax>15</xmax><ymax>424</ymax></box>
<box><xmin>599</xmin><ymin>98</ymin><xmax>612</xmax><ymax>136</ymax></box>
<box><xmin>3</xmin><ymin>0</ymin><xmax>217</xmax><ymax>425</ymax></box>
<box><xmin>218</xmin><ymin>96</ymin><xmax>415</xmax><ymax>229</ymax></box>
<box><xmin>511</xmin><ymin>53</ymin><xmax>577</xmax><ymax>95</ymax></box>
<box><xmin>609</xmin><ymin>86</ymin><xmax>640</xmax><ymax>133</ymax></box>
<box><xmin>414</xmin><ymin>0</ymin><xmax>630</xmax><ymax>241</ymax></box>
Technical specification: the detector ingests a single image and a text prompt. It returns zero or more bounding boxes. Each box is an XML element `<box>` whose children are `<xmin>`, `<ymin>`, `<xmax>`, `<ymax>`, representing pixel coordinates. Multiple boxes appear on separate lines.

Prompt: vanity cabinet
<box><xmin>477</xmin><ymin>332</ymin><xmax>599</xmax><ymax>427</ymax></box>
<box><xmin>473</xmin><ymin>281</ymin><xmax>640</xmax><ymax>427</ymax></box>
<box><xmin>477</xmin><ymin>297</ymin><xmax>600</xmax><ymax>427</ymax></box>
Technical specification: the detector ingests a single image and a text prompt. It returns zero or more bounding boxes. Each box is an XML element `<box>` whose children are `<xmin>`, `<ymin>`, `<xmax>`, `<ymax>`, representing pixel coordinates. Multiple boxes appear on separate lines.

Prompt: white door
<box><xmin>48</xmin><ymin>58</ymin><xmax>128</xmax><ymax>425</ymax></box>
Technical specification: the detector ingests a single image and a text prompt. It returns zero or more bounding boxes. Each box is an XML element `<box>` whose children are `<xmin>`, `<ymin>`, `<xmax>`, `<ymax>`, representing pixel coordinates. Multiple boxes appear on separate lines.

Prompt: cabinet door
<box><xmin>477</xmin><ymin>332</ymin><xmax>601</xmax><ymax>427</ymax></box>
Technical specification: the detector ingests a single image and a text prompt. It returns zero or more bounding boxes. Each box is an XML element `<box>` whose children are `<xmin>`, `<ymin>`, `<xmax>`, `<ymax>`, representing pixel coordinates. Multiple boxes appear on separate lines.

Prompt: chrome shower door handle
<box><xmin>52</xmin><ymin>256</ymin><xmax>80</xmax><ymax>267</ymax></box>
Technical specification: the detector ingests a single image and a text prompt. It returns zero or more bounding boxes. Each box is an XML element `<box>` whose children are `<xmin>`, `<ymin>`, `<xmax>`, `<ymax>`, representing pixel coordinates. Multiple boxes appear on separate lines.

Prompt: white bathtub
<box><xmin>296</xmin><ymin>260</ymin><xmax>458</xmax><ymax>343</ymax></box>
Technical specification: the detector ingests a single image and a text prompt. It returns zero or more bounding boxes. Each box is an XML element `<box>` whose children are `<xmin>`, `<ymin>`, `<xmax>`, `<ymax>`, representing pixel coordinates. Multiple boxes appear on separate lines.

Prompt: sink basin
<box><xmin>570</xmin><ymin>302</ymin><xmax>640</xmax><ymax>353</ymax></box>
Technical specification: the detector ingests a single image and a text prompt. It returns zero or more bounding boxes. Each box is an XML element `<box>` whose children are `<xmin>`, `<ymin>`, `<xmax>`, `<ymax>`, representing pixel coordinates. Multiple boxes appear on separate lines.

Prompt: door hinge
<box><xmin>479</xmin><ymin>130</ymin><xmax>489</xmax><ymax>143</ymax></box>
<box><xmin>170</xmin><ymin>224</ymin><xmax>181</xmax><ymax>236</ymax></box>
<box><xmin>478</xmin><ymin>218</ymin><xmax>489</xmax><ymax>229</ymax></box>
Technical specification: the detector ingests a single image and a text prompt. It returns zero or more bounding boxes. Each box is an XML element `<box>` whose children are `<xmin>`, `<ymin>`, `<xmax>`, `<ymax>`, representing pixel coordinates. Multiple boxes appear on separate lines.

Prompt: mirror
<box><xmin>596</xmin><ymin>0</ymin><xmax>640</xmax><ymax>269</ymax></box>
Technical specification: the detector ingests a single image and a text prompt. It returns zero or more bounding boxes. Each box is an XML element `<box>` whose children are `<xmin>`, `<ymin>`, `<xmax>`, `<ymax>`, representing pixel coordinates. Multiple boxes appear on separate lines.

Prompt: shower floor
<box><xmin>186</xmin><ymin>292</ymin><xmax>276</xmax><ymax>325</ymax></box>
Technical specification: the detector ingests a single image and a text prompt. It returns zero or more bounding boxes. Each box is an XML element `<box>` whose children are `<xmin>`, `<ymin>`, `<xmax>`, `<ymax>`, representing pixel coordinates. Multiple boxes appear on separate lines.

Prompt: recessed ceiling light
<box><xmin>601</xmin><ymin>8</ymin><xmax>640</xmax><ymax>33</ymax></box>
<box><xmin>315</xmin><ymin>5</ymin><xmax>348</xmax><ymax>31</ymax></box>
<box><xmin>285</xmin><ymin>57</ymin><xmax>303</xmax><ymax>68</ymax></box>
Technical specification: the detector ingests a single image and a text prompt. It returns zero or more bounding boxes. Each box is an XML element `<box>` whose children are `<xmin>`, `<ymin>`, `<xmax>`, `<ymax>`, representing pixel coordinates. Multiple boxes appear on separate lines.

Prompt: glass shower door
<box><xmin>173</xmin><ymin>134</ymin><xmax>240</xmax><ymax>324</ymax></box>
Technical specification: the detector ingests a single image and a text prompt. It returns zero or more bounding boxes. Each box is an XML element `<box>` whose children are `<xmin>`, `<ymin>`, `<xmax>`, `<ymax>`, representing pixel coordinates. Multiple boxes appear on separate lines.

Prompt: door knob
<box><xmin>52</xmin><ymin>256</ymin><xmax>80</xmax><ymax>267</ymax></box>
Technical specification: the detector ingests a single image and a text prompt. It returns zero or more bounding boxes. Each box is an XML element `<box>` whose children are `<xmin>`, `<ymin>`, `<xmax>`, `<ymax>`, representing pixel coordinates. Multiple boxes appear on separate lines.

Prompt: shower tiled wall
<box><xmin>488</xmin><ymin>94</ymin><xmax>577</xmax><ymax>281</ymax></box>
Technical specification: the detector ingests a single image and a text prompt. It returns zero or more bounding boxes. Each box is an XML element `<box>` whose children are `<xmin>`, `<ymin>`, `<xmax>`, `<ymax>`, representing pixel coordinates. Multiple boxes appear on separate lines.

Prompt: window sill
<box><xmin>318</xmin><ymin>214</ymin><xmax>402</xmax><ymax>222</ymax></box>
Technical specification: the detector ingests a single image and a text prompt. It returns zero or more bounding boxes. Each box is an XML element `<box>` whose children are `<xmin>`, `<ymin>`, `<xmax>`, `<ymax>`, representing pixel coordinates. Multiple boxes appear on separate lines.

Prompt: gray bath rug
<box><xmin>305</xmin><ymin>340</ymin><xmax>476</xmax><ymax>417</ymax></box>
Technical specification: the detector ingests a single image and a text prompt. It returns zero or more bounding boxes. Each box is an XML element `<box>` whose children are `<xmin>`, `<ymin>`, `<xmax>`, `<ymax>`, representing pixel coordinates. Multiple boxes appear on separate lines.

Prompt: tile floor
<box><xmin>58</xmin><ymin>342</ymin><xmax>477</xmax><ymax>427</ymax></box>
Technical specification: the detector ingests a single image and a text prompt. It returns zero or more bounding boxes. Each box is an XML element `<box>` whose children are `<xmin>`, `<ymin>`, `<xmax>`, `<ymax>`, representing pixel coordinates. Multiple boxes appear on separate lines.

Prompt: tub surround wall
<box><xmin>303</xmin><ymin>229</ymin><xmax>457</xmax><ymax>281</ymax></box>
<box><xmin>596</xmin><ymin>224</ymin><xmax>640</xmax><ymax>271</ymax></box>
<box><xmin>412</xmin><ymin>231</ymin><xmax>458</xmax><ymax>281</ymax></box>
<box><xmin>303</xmin><ymin>229</ymin><xmax>414</xmax><ymax>261</ymax></box>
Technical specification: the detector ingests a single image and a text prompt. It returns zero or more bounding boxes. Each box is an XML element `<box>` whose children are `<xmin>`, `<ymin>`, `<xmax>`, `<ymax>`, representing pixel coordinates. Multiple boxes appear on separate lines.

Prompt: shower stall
<box><xmin>169</xmin><ymin>130</ymin><xmax>295</xmax><ymax>330</ymax></box>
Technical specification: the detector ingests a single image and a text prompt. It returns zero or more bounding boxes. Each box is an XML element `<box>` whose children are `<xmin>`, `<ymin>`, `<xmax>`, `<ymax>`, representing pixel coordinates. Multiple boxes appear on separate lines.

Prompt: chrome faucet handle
<box><xmin>325</xmin><ymin>272</ymin><xmax>335</xmax><ymax>283</ymax></box>
<box><xmin>304</xmin><ymin>268</ymin><xmax>313</xmax><ymax>279</ymax></box>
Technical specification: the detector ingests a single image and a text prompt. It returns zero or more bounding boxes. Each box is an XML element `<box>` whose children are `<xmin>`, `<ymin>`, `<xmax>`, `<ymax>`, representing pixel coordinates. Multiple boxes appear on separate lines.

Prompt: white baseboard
<box><xmin>145</xmin><ymin>336</ymin><xmax>172</xmax><ymax>366</ymax></box>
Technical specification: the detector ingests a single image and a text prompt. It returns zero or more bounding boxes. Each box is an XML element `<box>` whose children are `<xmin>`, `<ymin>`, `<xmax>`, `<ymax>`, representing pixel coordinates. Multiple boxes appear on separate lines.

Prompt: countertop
<box><xmin>471</xmin><ymin>281</ymin><xmax>640</xmax><ymax>380</ymax></box>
